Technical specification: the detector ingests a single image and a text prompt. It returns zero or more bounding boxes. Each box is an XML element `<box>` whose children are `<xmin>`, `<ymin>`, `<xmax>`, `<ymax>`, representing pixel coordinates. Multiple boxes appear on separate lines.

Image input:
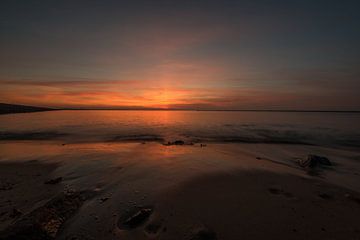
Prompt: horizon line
<box><xmin>59</xmin><ymin>108</ymin><xmax>360</xmax><ymax>113</ymax></box>
<box><xmin>1</xmin><ymin>103</ymin><xmax>360</xmax><ymax>113</ymax></box>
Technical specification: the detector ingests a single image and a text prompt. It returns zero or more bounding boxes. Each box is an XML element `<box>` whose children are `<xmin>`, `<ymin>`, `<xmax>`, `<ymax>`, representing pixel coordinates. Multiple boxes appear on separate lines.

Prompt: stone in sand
<box><xmin>122</xmin><ymin>208</ymin><xmax>153</xmax><ymax>228</ymax></box>
<box><xmin>299</xmin><ymin>154</ymin><xmax>331</xmax><ymax>168</ymax></box>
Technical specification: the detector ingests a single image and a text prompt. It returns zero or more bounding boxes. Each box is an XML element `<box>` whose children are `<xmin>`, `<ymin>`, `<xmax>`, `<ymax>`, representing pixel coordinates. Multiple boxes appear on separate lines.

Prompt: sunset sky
<box><xmin>1</xmin><ymin>0</ymin><xmax>359</xmax><ymax>110</ymax></box>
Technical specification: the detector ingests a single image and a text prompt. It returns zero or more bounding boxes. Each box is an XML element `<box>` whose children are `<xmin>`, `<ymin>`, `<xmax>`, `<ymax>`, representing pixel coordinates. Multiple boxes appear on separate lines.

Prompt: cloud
<box><xmin>1</xmin><ymin>64</ymin><xmax>360</xmax><ymax>110</ymax></box>
<box><xmin>2</xmin><ymin>77</ymin><xmax>358</xmax><ymax>110</ymax></box>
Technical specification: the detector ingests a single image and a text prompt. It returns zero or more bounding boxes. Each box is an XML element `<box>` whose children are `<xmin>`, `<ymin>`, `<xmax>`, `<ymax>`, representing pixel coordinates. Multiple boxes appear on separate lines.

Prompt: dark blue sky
<box><xmin>1</xmin><ymin>0</ymin><xmax>359</xmax><ymax>109</ymax></box>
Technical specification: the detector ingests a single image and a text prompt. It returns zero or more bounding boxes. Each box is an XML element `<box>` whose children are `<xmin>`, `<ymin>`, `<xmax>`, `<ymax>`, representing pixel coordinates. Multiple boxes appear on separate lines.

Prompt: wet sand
<box><xmin>0</xmin><ymin>142</ymin><xmax>360</xmax><ymax>239</ymax></box>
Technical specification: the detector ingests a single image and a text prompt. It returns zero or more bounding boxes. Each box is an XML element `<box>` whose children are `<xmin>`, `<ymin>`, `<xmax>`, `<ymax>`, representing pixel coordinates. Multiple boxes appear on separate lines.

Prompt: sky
<box><xmin>0</xmin><ymin>0</ymin><xmax>359</xmax><ymax>110</ymax></box>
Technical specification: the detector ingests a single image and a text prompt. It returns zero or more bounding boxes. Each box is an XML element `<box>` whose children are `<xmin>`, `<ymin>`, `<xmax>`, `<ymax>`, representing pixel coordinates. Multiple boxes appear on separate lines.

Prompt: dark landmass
<box><xmin>0</xmin><ymin>103</ymin><xmax>56</xmax><ymax>115</ymax></box>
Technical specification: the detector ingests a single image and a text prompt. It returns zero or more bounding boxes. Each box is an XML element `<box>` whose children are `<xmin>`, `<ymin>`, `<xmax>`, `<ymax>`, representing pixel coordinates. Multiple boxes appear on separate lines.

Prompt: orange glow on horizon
<box><xmin>0</xmin><ymin>58</ymin><xmax>231</xmax><ymax>109</ymax></box>
<box><xmin>0</xmin><ymin>79</ymin><xmax>314</xmax><ymax>110</ymax></box>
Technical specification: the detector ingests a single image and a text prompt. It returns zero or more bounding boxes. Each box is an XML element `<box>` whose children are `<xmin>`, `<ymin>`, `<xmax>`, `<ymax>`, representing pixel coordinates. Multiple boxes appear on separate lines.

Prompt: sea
<box><xmin>0</xmin><ymin>110</ymin><xmax>359</xmax><ymax>148</ymax></box>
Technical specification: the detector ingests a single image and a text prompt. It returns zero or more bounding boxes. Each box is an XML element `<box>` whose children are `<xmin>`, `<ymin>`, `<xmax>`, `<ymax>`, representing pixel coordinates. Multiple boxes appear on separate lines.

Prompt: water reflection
<box><xmin>0</xmin><ymin>110</ymin><xmax>359</xmax><ymax>147</ymax></box>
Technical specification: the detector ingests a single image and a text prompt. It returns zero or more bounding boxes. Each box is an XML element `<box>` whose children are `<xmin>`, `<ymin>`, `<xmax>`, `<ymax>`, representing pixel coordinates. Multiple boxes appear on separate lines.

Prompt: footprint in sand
<box><xmin>117</xmin><ymin>207</ymin><xmax>153</xmax><ymax>229</ymax></box>
<box><xmin>345</xmin><ymin>193</ymin><xmax>360</xmax><ymax>205</ymax></box>
<box><xmin>145</xmin><ymin>220</ymin><xmax>163</xmax><ymax>235</ymax></box>
<box><xmin>268</xmin><ymin>187</ymin><xmax>294</xmax><ymax>199</ymax></box>
<box><xmin>318</xmin><ymin>193</ymin><xmax>334</xmax><ymax>200</ymax></box>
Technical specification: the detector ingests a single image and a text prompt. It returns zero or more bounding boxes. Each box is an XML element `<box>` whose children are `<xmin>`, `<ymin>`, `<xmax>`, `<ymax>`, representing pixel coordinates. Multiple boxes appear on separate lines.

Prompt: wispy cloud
<box><xmin>2</xmin><ymin>76</ymin><xmax>358</xmax><ymax>110</ymax></box>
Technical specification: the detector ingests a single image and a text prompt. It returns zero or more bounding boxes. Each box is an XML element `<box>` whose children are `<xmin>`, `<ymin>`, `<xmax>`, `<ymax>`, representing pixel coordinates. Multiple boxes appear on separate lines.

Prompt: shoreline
<box><xmin>0</xmin><ymin>142</ymin><xmax>359</xmax><ymax>239</ymax></box>
<box><xmin>1</xmin><ymin>132</ymin><xmax>359</xmax><ymax>150</ymax></box>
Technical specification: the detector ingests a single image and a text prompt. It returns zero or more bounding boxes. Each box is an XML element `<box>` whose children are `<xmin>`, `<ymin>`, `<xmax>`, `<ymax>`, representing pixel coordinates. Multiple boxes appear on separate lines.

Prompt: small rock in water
<box><xmin>122</xmin><ymin>208</ymin><xmax>153</xmax><ymax>229</ymax></box>
<box><xmin>299</xmin><ymin>155</ymin><xmax>331</xmax><ymax>168</ymax></box>
<box><xmin>173</xmin><ymin>140</ymin><xmax>184</xmax><ymax>145</ymax></box>
<box><xmin>44</xmin><ymin>177</ymin><xmax>63</xmax><ymax>185</ymax></box>
<box><xmin>164</xmin><ymin>140</ymin><xmax>186</xmax><ymax>146</ymax></box>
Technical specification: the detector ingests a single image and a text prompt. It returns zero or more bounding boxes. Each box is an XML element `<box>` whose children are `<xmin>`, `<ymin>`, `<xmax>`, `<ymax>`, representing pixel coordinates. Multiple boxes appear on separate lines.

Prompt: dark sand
<box><xmin>0</xmin><ymin>161</ymin><xmax>61</xmax><ymax>232</ymax></box>
<box><xmin>151</xmin><ymin>171</ymin><xmax>360</xmax><ymax>240</ymax></box>
<box><xmin>0</xmin><ymin>142</ymin><xmax>360</xmax><ymax>239</ymax></box>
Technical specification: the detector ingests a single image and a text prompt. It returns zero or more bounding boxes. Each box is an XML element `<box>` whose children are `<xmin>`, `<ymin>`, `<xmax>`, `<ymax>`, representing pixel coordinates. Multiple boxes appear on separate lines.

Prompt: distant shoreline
<box><xmin>1</xmin><ymin>103</ymin><xmax>360</xmax><ymax>114</ymax></box>
<box><xmin>0</xmin><ymin>103</ymin><xmax>56</xmax><ymax>115</ymax></box>
<box><xmin>61</xmin><ymin>109</ymin><xmax>360</xmax><ymax>113</ymax></box>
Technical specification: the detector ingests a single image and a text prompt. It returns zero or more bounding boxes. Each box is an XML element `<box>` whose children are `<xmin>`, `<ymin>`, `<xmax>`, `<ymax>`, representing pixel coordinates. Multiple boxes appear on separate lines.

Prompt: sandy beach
<box><xmin>0</xmin><ymin>141</ymin><xmax>359</xmax><ymax>240</ymax></box>
<box><xmin>2</xmin><ymin>0</ymin><xmax>360</xmax><ymax>238</ymax></box>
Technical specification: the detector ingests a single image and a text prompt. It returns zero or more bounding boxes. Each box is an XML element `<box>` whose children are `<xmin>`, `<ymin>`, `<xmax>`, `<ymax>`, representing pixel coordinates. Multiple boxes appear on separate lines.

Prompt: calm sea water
<box><xmin>0</xmin><ymin>110</ymin><xmax>360</xmax><ymax>147</ymax></box>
